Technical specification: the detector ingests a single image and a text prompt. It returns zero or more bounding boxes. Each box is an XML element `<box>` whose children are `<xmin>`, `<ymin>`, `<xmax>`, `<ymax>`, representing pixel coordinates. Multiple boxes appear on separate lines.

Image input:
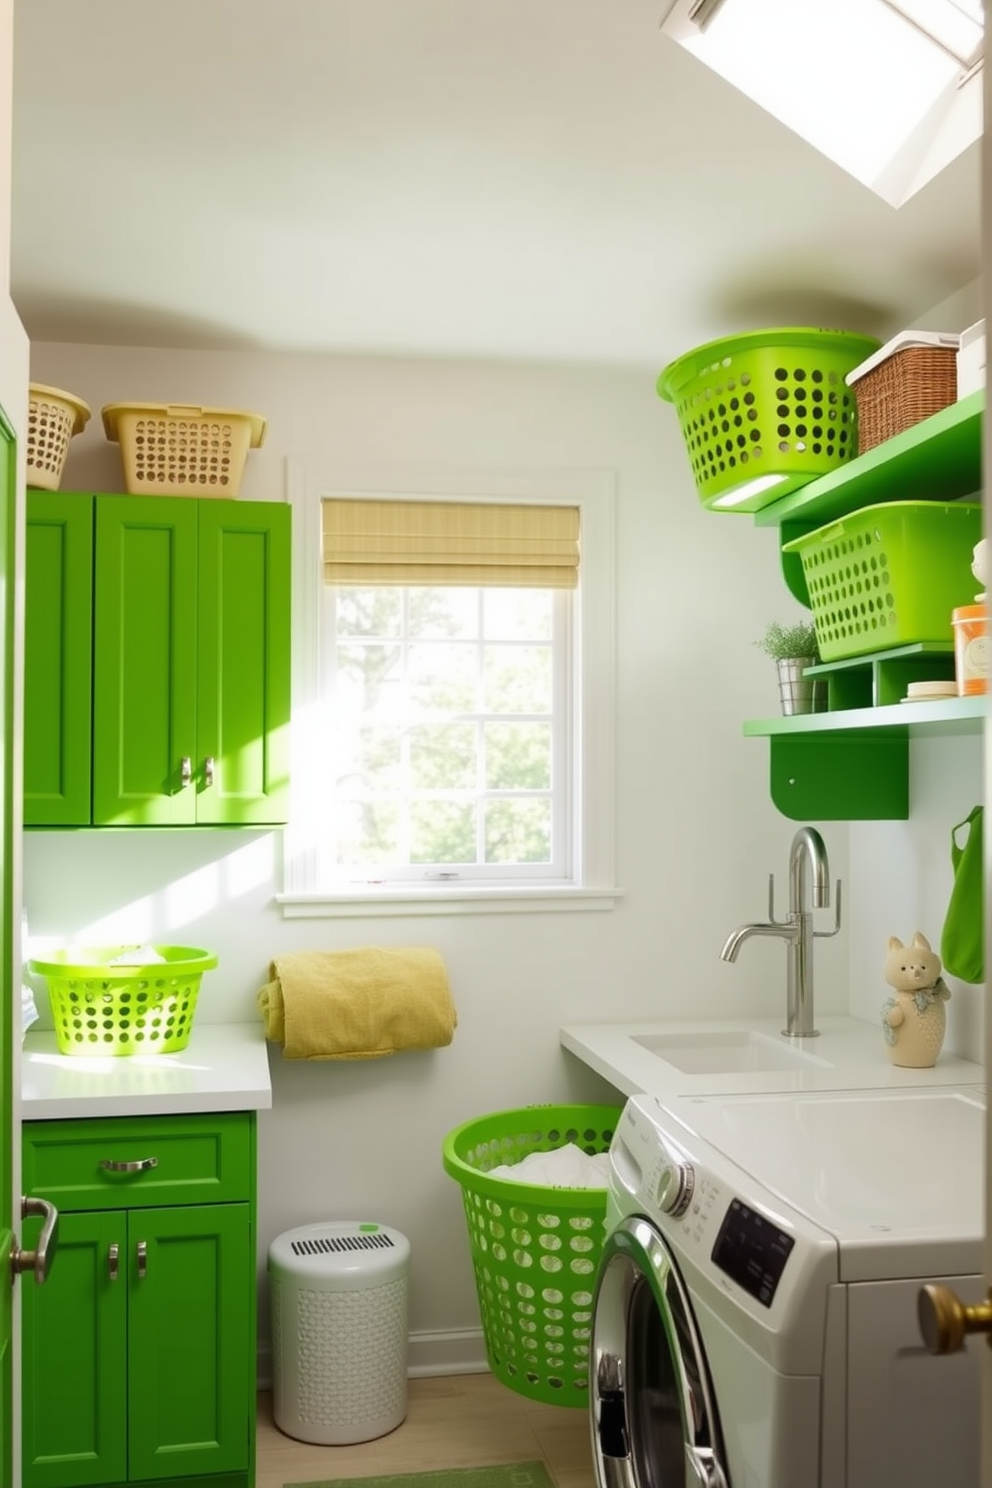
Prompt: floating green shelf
<box><xmin>755</xmin><ymin>389</ymin><xmax>984</xmax><ymax>531</ymax></box>
<box><xmin>756</xmin><ymin>391</ymin><xmax>984</xmax><ymax>605</ymax></box>
<box><xmin>744</xmin><ymin>696</ymin><xmax>985</xmax><ymax>821</ymax></box>
<box><xmin>744</xmin><ymin>392</ymin><xmax>986</xmax><ymax>818</ymax></box>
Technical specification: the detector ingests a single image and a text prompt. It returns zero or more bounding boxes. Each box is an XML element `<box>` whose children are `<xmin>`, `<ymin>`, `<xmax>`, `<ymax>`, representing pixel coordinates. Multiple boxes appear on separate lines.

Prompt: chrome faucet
<box><xmin>720</xmin><ymin>825</ymin><xmax>842</xmax><ymax>1038</ymax></box>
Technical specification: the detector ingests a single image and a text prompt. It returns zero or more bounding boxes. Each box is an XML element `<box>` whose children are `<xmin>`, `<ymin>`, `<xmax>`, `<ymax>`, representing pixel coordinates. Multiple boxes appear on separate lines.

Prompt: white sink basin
<box><xmin>633</xmin><ymin>1028</ymin><xmax>832</xmax><ymax>1074</ymax></box>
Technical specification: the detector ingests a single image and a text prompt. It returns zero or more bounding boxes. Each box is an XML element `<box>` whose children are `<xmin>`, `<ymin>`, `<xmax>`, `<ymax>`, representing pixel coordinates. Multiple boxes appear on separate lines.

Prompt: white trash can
<box><xmin>269</xmin><ymin>1220</ymin><xmax>411</xmax><ymax>1445</ymax></box>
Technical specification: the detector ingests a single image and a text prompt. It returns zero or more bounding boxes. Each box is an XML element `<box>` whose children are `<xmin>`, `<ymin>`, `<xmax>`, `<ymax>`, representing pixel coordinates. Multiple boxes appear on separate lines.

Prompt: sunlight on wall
<box><xmin>25</xmin><ymin>835</ymin><xmax>278</xmax><ymax>952</ymax></box>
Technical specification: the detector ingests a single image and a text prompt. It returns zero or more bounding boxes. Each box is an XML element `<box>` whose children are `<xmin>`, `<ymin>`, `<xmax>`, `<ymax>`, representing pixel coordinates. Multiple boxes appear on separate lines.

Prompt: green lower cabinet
<box><xmin>22</xmin><ymin>1115</ymin><xmax>257</xmax><ymax>1488</ymax></box>
<box><xmin>22</xmin><ymin>1211</ymin><xmax>128</xmax><ymax>1487</ymax></box>
<box><xmin>128</xmin><ymin>1203</ymin><xmax>251</xmax><ymax>1482</ymax></box>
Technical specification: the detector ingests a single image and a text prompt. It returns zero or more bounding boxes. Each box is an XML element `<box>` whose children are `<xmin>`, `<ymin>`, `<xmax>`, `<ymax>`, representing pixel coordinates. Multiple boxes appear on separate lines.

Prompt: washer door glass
<box><xmin>590</xmin><ymin>1215</ymin><xmax>728</xmax><ymax>1488</ymax></box>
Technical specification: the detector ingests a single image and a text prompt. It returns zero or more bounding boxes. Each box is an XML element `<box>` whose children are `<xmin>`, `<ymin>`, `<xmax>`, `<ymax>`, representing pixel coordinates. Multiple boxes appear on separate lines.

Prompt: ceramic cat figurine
<box><xmin>881</xmin><ymin>932</ymin><xmax>951</xmax><ymax>1068</ymax></box>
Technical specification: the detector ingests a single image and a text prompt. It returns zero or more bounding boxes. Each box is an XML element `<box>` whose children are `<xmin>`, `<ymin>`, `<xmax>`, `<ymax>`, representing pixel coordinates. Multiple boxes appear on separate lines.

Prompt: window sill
<box><xmin>277</xmin><ymin>885</ymin><xmax>625</xmax><ymax>918</ymax></box>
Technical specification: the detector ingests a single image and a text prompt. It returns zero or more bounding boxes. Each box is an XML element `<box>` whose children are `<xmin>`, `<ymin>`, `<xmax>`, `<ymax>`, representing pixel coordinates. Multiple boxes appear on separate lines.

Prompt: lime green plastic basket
<box><xmin>782</xmin><ymin>501</ymin><xmax>983</xmax><ymax>662</ymax></box>
<box><xmin>657</xmin><ymin>327</ymin><xmax>880</xmax><ymax>510</ymax></box>
<box><xmin>442</xmin><ymin>1102</ymin><xmax>621</xmax><ymax>1407</ymax></box>
<box><xmin>28</xmin><ymin>945</ymin><xmax>218</xmax><ymax>1057</ymax></box>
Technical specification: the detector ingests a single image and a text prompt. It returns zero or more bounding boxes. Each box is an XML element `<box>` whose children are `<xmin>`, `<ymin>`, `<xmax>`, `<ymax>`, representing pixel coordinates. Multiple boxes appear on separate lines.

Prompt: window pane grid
<box><xmin>322</xmin><ymin>584</ymin><xmax>566</xmax><ymax>882</ymax></box>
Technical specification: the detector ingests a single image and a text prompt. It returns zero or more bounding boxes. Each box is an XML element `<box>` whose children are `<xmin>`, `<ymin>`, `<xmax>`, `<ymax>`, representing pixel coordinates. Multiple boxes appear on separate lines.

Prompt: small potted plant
<box><xmin>755</xmin><ymin>619</ymin><xmax>825</xmax><ymax>715</ymax></box>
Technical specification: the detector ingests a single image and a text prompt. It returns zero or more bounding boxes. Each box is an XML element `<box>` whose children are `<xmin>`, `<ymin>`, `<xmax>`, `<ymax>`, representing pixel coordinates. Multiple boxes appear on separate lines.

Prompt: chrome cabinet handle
<box><xmin>136</xmin><ymin>1241</ymin><xmax>147</xmax><ymax>1280</ymax></box>
<box><xmin>204</xmin><ymin>756</ymin><xmax>215</xmax><ymax>787</ymax></box>
<box><xmin>11</xmin><ymin>1197</ymin><xmax>60</xmax><ymax>1285</ymax></box>
<box><xmin>108</xmin><ymin>1242</ymin><xmax>119</xmax><ymax>1281</ymax></box>
<box><xmin>181</xmin><ymin>756</ymin><xmax>192</xmax><ymax>788</ymax></box>
<box><xmin>100</xmin><ymin>1156</ymin><xmax>159</xmax><ymax>1174</ymax></box>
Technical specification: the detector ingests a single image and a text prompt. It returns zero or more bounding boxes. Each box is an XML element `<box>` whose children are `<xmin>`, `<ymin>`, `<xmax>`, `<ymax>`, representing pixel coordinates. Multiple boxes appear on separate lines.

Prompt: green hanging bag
<box><xmin>940</xmin><ymin>805</ymin><xmax>984</xmax><ymax>984</ymax></box>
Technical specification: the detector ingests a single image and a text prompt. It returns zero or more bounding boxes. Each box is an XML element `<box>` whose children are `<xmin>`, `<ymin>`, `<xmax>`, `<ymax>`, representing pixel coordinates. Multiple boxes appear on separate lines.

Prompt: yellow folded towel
<box><xmin>257</xmin><ymin>946</ymin><xmax>457</xmax><ymax>1060</ymax></box>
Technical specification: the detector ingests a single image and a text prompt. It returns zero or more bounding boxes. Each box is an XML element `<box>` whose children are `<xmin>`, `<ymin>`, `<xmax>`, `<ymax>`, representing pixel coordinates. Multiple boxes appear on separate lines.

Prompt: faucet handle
<box><xmin>767</xmin><ymin>873</ymin><xmax>790</xmax><ymax>926</ymax></box>
<box><xmin>814</xmin><ymin>879</ymin><xmax>843</xmax><ymax>939</ymax></box>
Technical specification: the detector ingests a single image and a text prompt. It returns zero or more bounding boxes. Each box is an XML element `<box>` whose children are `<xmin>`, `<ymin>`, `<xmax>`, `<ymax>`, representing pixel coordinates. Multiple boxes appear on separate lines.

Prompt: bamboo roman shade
<box><xmin>322</xmin><ymin>498</ymin><xmax>580</xmax><ymax>589</ymax></box>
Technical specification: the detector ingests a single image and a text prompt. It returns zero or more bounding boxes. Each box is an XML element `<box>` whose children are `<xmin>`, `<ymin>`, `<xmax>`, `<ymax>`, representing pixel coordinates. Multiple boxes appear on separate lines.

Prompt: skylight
<box><xmin>659</xmin><ymin>0</ymin><xmax>983</xmax><ymax>207</ymax></box>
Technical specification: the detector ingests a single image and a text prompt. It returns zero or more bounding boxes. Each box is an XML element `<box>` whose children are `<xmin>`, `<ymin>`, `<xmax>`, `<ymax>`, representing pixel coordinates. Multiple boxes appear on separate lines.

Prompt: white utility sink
<box><xmin>560</xmin><ymin>1016</ymin><xmax>986</xmax><ymax>1098</ymax></box>
<box><xmin>633</xmin><ymin>1028</ymin><xmax>832</xmax><ymax>1074</ymax></box>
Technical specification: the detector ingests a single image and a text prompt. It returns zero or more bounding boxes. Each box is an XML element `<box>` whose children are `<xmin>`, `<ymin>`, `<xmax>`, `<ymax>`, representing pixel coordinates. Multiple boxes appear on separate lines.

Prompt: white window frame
<box><xmin>278</xmin><ymin>458</ymin><xmax>620</xmax><ymax>918</ymax></box>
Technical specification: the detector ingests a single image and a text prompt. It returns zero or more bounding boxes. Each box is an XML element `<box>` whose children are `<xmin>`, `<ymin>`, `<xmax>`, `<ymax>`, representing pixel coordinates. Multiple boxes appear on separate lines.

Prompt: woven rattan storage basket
<box><xmin>102</xmin><ymin>403</ymin><xmax>266</xmax><ymax>498</ymax></box>
<box><xmin>847</xmin><ymin>333</ymin><xmax>959</xmax><ymax>454</ymax></box>
<box><xmin>27</xmin><ymin>384</ymin><xmax>91</xmax><ymax>491</ymax></box>
<box><xmin>442</xmin><ymin>1102</ymin><xmax>621</xmax><ymax>1407</ymax></box>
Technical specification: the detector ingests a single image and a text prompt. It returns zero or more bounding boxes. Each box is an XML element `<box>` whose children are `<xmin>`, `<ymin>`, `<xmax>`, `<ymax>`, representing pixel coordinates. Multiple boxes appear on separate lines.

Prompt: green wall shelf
<box><xmin>755</xmin><ymin>389</ymin><xmax>984</xmax><ymax>531</ymax></box>
<box><xmin>753</xmin><ymin>390</ymin><xmax>984</xmax><ymax>605</ymax></box>
<box><xmin>744</xmin><ymin>696</ymin><xmax>985</xmax><ymax>821</ymax></box>
<box><xmin>743</xmin><ymin>391</ymin><xmax>986</xmax><ymax>818</ymax></box>
<box><xmin>804</xmin><ymin>640</ymin><xmax>957</xmax><ymax>710</ymax></box>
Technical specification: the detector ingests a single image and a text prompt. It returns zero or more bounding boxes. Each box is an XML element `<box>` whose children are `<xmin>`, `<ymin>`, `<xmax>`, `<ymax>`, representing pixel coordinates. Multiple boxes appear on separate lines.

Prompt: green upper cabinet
<box><xmin>195</xmin><ymin>501</ymin><xmax>292</xmax><ymax>825</ymax></box>
<box><xmin>24</xmin><ymin>494</ymin><xmax>94</xmax><ymax>826</ymax></box>
<box><xmin>93</xmin><ymin>498</ymin><xmax>200</xmax><ymax>825</ymax></box>
<box><xmin>25</xmin><ymin>492</ymin><xmax>291</xmax><ymax>828</ymax></box>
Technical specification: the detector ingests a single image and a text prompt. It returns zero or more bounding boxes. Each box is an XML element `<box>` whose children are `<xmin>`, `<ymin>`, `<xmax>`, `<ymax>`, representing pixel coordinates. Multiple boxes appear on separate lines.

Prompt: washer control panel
<box><xmin>711</xmin><ymin>1196</ymin><xmax>795</xmax><ymax>1307</ymax></box>
<box><xmin>655</xmin><ymin>1157</ymin><xmax>694</xmax><ymax>1215</ymax></box>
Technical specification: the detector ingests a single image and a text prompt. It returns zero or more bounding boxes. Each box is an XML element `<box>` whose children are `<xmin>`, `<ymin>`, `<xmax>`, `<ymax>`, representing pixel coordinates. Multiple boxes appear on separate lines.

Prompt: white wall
<box><xmin>848</xmin><ymin>738</ymin><xmax>984</xmax><ymax>1056</ymax></box>
<box><xmin>21</xmin><ymin>338</ymin><xmax>979</xmax><ymax>1370</ymax></box>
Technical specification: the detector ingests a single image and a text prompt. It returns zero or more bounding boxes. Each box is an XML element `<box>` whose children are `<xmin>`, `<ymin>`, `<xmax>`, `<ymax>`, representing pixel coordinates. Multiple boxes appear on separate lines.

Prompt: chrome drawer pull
<box><xmin>100</xmin><ymin>1157</ymin><xmax>159</xmax><ymax>1174</ymax></box>
<box><xmin>137</xmin><ymin>1240</ymin><xmax>147</xmax><ymax>1280</ymax></box>
<box><xmin>181</xmin><ymin>756</ymin><xmax>192</xmax><ymax>788</ymax></box>
<box><xmin>108</xmin><ymin>1242</ymin><xmax>119</xmax><ymax>1281</ymax></box>
<box><xmin>204</xmin><ymin>756</ymin><xmax>215</xmax><ymax>787</ymax></box>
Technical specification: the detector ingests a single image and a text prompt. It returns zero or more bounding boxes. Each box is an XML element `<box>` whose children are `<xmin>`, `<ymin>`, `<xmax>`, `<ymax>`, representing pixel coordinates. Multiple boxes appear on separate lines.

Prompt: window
<box><xmin>659</xmin><ymin>0</ymin><xmax>983</xmax><ymax>207</ymax></box>
<box><xmin>280</xmin><ymin>462</ymin><xmax>618</xmax><ymax>917</ymax></box>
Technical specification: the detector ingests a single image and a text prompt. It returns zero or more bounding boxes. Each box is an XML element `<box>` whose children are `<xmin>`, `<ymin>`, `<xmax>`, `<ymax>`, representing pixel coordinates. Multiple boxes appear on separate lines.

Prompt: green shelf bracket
<box><xmin>768</xmin><ymin>731</ymin><xmax>909</xmax><ymax>820</ymax></box>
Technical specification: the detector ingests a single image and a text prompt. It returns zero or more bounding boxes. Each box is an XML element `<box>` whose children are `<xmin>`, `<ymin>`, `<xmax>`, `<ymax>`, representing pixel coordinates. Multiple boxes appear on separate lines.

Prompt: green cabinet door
<box><xmin>0</xmin><ymin>405</ymin><xmax>17</xmax><ymax>1486</ymax></box>
<box><xmin>22</xmin><ymin>1113</ymin><xmax>257</xmax><ymax>1488</ymax></box>
<box><xmin>24</xmin><ymin>493</ymin><xmax>94</xmax><ymax>826</ymax></box>
<box><xmin>196</xmin><ymin>501</ymin><xmax>291</xmax><ymax>825</ymax></box>
<box><xmin>25</xmin><ymin>492</ymin><xmax>291</xmax><ymax>827</ymax></box>
<box><xmin>127</xmin><ymin>1204</ymin><xmax>251</xmax><ymax>1482</ymax></box>
<box><xmin>21</xmin><ymin>1211</ymin><xmax>128</xmax><ymax>1488</ymax></box>
<box><xmin>92</xmin><ymin>498</ymin><xmax>199</xmax><ymax>826</ymax></box>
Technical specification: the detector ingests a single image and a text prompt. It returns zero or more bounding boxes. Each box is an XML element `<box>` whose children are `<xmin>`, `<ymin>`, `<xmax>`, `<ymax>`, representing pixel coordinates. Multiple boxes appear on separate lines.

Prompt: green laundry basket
<box><xmin>29</xmin><ymin>945</ymin><xmax>218</xmax><ymax>1056</ymax></box>
<box><xmin>658</xmin><ymin>327</ymin><xmax>880</xmax><ymax>511</ymax></box>
<box><xmin>442</xmin><ymin>1102</ymin><xmax>621</xmax><ymax>1407</ymax></box>
<box><xmin>782</xmin><ymin>501</ymin><xmax>984</xmax><ymax>662</ymax></box>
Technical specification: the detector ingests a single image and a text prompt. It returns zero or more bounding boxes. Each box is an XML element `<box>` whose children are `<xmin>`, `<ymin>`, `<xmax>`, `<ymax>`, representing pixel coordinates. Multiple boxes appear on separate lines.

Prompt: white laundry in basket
<box><xmin>487</xmin><ymin>1141</ymin><xmax>609</xmax><ymax>1187</ymax></box>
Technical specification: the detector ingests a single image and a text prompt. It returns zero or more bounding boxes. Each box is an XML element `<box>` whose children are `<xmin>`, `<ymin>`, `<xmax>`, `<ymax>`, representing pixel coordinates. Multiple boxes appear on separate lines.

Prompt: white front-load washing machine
<box><xmin>590</xmin><ymin>1085</ymin><xmax>984</xmax><ymax>1488</ymax></box>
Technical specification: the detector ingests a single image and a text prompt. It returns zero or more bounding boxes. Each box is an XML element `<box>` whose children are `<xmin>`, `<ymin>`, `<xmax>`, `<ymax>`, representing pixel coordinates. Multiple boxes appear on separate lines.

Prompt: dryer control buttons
<box><xmin>656</xmin><ymin>1159</ymin><xmax>694</xmax><ymax>1216</ymax></box>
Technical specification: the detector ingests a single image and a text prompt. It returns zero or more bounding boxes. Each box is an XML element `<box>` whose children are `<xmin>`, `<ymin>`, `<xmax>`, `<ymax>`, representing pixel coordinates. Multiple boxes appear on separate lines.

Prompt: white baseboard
<box><xmin>256</xmin><ymin>1329</ymin><xmax>489</xmax><ymax>1392</ymax></box>
<box><xmin>408</xmin><ymin>1328</ymin><xmax>490</xmax><ymax>1377</ymax></box>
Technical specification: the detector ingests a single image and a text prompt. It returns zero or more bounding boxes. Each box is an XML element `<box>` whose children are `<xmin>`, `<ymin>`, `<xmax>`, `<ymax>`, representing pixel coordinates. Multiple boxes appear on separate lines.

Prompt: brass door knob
<box><xmin>918</xmin><ymin>1283</ymin><xmax>992</xmax><ymax>1354</ymax></box>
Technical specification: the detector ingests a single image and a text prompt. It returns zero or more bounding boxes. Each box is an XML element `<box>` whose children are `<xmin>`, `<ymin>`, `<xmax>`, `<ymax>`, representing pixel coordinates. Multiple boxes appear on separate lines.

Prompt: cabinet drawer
<box><xmin>23</xmin><ymin>1111</ymin><xmax>254</xmax><ymax>1211</ymax></box>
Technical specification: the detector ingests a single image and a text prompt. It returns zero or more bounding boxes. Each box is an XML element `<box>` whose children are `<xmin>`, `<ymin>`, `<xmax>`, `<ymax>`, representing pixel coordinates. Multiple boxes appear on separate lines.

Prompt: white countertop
<box><xmin>22</xmin><ymin>1022</ymin><xmax>273</xmax><ymax>1119</ymax></box>
<box><xmin>560</xmin><ymin>1015</ymin><xmax>985</xmax><ymax>1099</ymax></box>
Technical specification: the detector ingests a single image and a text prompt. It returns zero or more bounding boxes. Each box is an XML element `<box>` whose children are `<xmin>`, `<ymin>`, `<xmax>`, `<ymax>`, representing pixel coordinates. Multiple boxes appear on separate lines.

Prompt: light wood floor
<box><xmin>256</xmin><ymin>1372</ymin><xmax>597</xmax><ymax>1488</ymax></box>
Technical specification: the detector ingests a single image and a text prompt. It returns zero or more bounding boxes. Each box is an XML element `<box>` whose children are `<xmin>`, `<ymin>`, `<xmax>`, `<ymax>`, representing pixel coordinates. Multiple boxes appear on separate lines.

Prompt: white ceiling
<box><xmin>9</xmin><ymin>0</ymin><xmax>983</xmax><ymax>373</ymax></box>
